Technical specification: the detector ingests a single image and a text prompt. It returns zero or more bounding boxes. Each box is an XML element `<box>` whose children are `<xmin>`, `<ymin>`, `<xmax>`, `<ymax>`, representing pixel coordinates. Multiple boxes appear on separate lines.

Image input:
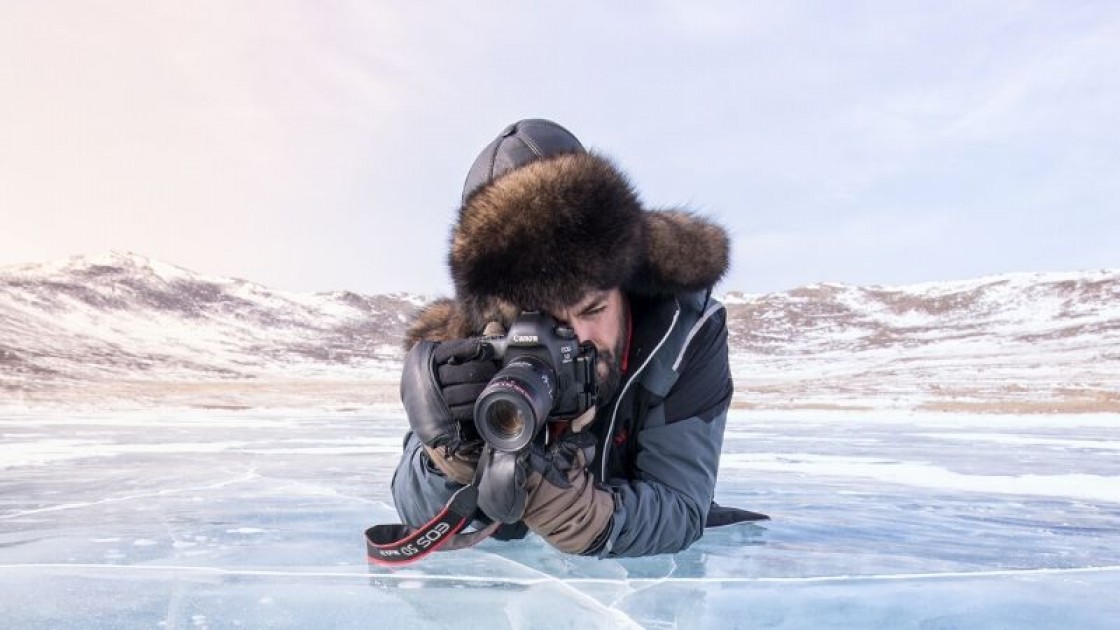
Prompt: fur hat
<box><xmin>405</xmin><ymin>119</ymin><xmax>730</xmax><ymax>347</ymax></box>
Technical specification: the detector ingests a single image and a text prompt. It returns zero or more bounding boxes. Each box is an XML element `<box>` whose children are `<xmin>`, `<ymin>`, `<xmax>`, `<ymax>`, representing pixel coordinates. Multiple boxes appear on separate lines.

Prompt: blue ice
<box><xmin>1</xmin><ymin>408</ymin><xmax>1118</xmax><ymax>629</ymax></box>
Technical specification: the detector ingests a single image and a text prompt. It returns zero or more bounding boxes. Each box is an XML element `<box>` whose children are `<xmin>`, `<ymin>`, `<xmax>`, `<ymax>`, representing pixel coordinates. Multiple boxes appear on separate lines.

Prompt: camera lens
<box><xmin>474</xmin><ymin>357</ymin><xmax>555</xmax><ymax>452</ymax></box>
<box><xmin>487</xmin><ymin>400</ymin><xmax>525</xmax><ymax>439</ymax></box>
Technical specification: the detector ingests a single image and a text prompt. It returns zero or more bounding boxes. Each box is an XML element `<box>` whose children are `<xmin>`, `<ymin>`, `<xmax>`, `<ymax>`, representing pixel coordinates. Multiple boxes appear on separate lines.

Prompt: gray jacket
<box><xmin>391</xmin><ymin>290</ymin><xmax>732</xmax><ymax>557</ymax></box>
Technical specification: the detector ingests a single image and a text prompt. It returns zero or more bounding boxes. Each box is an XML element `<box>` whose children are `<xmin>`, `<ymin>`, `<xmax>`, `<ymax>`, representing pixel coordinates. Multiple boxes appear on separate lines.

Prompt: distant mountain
<box><xmin>0</xmin><ymin>252</ymin><xmax>425</xmax><ymax>406</ymax></box>
<box><xmin>724</xmin><ymin>271</ymin><xmax>1120</xmax><ymax>412</ymax></box>
<box><xmin>3</xmin><ymin>252</ymin><xmax>1118</xmax><ymax>412</ymax></box>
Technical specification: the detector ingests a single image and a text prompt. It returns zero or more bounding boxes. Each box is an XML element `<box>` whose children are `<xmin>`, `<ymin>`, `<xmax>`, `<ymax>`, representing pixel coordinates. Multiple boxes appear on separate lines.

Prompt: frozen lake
<box><xmin>1</xmin><ymin>407</ymin><xmax>1118</xmax><ymax>629</ymax></box>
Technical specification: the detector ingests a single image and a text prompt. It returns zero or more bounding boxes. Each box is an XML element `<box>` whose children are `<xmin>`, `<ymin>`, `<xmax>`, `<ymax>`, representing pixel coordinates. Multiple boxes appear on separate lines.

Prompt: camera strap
<box><xmin>365</xmin><ymin>445</ymin><xmax>499</xmax><ymax>566</ymax></box>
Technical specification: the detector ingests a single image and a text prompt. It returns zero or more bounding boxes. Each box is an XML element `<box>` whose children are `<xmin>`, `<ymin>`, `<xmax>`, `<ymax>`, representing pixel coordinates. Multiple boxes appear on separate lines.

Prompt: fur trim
<box><xmin>406</xmin><ymin>151</ymin><xmax>731</xmax><ymax>345</ymax></box>
<box><xmin>402</xmin><ymin>297</ymin><xmax>516</xmax><ymax>350</ymax></box>
<box><xmin>450</xmin><ymin>151</ymin><xmax>645</xmax><ymax>330</ymax></box>
<box><xmin>402</xmin><ymin>299</ymin><xmax>464</xmax><ymax>349</ymax></box>
<box><xmin>625</xmin><ymin>210</ymin><xmax>730</xmax><ymax>297</ymax></box>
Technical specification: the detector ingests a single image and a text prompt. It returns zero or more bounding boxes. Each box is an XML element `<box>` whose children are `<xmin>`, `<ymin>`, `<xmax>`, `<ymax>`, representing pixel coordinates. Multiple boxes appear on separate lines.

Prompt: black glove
<box><xmin>400</xmin><ymin>337</ymin><xmax>498</xmax><ymax>484</ymax></box>
<box><xmin>432</xmin><ymin>338</ymin><xmax>498</xmax><ymax>425</ymax></box>
<box><xmin>477</xmin><ymin>423</ymin><xmax>614</xmax><ymax>555</ymax></box>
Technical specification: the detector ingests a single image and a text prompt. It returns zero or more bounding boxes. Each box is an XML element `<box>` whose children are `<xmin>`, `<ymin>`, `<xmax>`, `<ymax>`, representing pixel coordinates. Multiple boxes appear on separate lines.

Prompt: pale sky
<box><xmin>2</xmin><ymin>1</ymin><xmax>1118</xmax><ymax>295</ymax></box>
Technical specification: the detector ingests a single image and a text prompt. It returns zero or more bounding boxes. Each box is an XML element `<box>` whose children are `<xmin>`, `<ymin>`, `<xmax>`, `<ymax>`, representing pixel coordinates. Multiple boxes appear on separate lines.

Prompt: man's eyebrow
<box><xmin>576</xmin><ymin>293</ymin><xmax>609</xmax><ymax>316</ymax></box>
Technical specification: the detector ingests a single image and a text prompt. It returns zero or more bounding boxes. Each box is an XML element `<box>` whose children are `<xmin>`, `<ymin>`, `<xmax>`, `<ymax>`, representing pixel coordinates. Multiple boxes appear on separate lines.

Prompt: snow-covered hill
<box><xmin>0</xmin><ymin>252</ymin><xmax>424</xmax><ymax>407</ymax></box>
<box><xmin>724</xmin><ymin>271</ymin><xmax>1120</xmax><ymax>412</ymax></box>
<box><xmin>3</xmin><ymin>252</ymin><xmax>1117</xmax><ymax>411</ymax></box>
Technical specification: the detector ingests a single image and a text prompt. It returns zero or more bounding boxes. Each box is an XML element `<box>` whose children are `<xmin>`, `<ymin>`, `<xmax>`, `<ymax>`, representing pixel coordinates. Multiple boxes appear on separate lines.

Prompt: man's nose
<box><xmin>569</xmin><ymin>320</ymin><xmax>594</xmax><ymax>344</ymax></box>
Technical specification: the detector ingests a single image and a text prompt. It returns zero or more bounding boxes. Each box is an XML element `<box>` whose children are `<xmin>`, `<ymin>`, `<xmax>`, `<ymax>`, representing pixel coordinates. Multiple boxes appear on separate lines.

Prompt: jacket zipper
<box><xmin>599</xmin><ymin>298</ymin><xmax>680</xmax><ymax>480</ymax></box>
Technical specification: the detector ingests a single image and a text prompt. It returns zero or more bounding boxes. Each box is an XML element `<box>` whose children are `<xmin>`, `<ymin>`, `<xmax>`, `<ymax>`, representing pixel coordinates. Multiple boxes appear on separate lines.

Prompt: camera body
<box><xmin>473</xmin><ymin>312</ymin><xmax>598</xmax><ymax>452</ymax></box>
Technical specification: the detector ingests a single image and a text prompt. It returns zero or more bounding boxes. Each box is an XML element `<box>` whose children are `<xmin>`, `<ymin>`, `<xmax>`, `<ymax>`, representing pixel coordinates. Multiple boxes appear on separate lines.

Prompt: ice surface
<box><xmin>2</xmin><ymin>408</ymin><xmax>1119</xmax><ymax>629</ymax></box>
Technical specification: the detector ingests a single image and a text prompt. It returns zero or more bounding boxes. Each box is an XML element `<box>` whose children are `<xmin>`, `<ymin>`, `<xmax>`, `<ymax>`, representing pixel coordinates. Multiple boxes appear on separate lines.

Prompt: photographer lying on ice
<box><xmin>389</xmin><ymin>119</ymin><xmax>764</xmax><ymax>559</ymax></box>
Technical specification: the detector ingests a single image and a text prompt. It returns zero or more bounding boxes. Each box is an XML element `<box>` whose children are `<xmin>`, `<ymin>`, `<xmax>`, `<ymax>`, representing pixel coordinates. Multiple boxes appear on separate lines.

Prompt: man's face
<box><xmin>549</xmin><ymin>288</ymin><xmax>627</xmax><ymax>404</ymax></box>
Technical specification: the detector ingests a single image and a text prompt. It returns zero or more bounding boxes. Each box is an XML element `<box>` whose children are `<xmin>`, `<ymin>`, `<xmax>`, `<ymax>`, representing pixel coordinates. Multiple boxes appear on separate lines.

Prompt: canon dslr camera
<box><xmin>473</xmin><ymin>312</ymin><xmax>598</xmax><ymax>452</ymax></box>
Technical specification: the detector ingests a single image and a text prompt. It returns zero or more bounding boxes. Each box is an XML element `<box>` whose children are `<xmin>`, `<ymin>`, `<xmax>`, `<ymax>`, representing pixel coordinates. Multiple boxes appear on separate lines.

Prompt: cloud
<box><xmin>0</xmin><ymin>2</ymin><xmax>429</xmax><ymax>286</ymax></box>
<box><xmin>2</xmin><ymin>1</ymin><xmax>1118</xmax><ymax>295</ymax></box>
<box><xmin>945</xmin><ymin>16</ymin><xmax>1120</xmax><ymax>143</ymax></box>
<box><xmin>737</xmin><ymin>212</ymin><xmax>953</xmax><ymax>263</ymax></box>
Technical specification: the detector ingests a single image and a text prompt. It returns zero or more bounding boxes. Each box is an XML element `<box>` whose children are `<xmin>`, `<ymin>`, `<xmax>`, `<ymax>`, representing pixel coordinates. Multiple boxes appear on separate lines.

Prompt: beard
<box><xmin>594</xmin><ymin>306</ymin><xmax>628</xmax><ymax>405</ymax></box>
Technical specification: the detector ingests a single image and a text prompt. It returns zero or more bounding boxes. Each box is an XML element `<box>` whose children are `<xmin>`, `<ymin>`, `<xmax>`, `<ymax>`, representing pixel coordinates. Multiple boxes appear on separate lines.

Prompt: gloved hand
<box><xmin>400</xmin><ymin>336</ymin><xmax>498</xmax><ymax>485</ymax></box>
<box><xmin>477</xmin><ymin>416</ymin><xmax>614</xmax><ymax>555</ymax></box>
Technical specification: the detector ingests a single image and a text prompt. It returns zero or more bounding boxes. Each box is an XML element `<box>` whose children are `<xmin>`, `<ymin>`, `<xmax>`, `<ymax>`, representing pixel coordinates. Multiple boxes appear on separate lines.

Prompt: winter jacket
<box><xmin>390</xmin><ymin>289</ymin><xmax>731</xmax><ymax>557</ymax></box>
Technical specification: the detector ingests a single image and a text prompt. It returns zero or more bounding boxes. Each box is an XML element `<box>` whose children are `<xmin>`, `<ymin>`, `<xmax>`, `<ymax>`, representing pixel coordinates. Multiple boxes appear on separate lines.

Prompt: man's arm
<box><xmin>391</xmin><ymin>336</ymin><xmax>497</xmax><ymax>528</ymax></box>
<box><xmin>390</xmin><ymin>431</ymin><xmax>464</xmax><ymax>527</ymax></box>
<box><xmin>599</xmin><ymin>306</ymin><xmax>732</xmax><ymax>557</ymax></box>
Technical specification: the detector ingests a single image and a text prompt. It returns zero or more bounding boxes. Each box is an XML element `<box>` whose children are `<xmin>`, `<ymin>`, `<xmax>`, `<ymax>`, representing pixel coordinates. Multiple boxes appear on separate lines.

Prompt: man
<box><xmin>390</xmin><ymin>119</ymin><xmax>761</xmax><ymax>558</ymax></box>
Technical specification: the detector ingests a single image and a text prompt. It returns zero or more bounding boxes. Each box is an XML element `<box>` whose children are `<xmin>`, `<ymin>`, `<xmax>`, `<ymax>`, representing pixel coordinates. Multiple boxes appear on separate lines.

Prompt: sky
<box><xmin>1</xmin><ymin>1</ymin><xmax>1118</xmax><ymax>296</ymax></box>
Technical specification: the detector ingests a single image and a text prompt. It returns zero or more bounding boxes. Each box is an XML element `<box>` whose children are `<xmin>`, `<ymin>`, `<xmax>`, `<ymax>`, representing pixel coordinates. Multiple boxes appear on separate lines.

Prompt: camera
<box><xmin>473</xmin><ymin>312</ymin><xmax>598</xmax><ymax>452</ymax></box>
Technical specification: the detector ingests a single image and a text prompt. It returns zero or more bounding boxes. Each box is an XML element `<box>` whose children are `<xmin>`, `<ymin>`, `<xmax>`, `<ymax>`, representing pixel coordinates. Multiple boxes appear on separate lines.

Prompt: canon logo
<box><xmin>512</xmin><ymin>335</ymin><xmax>539</xmax><ymax>343</ymax></box>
